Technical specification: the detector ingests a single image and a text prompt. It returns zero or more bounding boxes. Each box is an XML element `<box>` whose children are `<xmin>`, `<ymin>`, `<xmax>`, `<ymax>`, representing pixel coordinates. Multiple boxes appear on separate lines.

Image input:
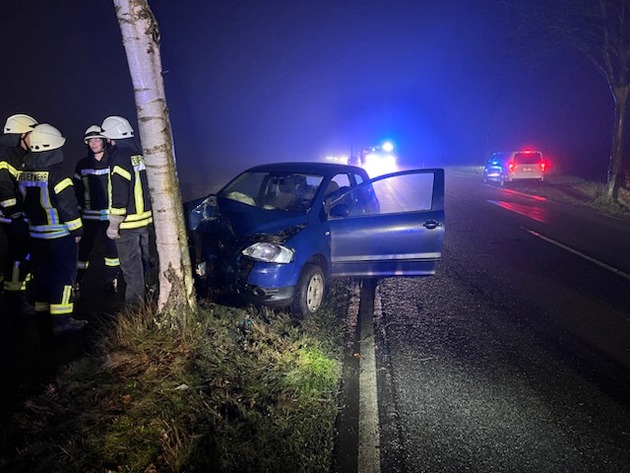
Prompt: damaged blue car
<box><xmin>188</xmin><ymin>162</ymin><xmax>445</xmax><ymax>317</ymax></box>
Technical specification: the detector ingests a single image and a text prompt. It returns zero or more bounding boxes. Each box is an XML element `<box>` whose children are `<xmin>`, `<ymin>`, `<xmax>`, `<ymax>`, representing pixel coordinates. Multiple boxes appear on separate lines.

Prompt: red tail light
<box><xmin>508</xmin><ymin>162</ymin><xmax>515</xmax><ymax>173</ymax></box>
<box><xmin>540</xmin><ymin>162</ymin><xmax>546</xmax><ymax>172</ymax></box>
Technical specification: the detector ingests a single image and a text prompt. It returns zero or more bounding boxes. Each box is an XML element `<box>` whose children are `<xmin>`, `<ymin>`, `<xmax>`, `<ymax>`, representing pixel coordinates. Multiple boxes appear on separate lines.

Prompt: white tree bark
<box><xmin>113</xmin><ymin>0</ymin><xmax>196</xmax><ymax>320</ymax></box>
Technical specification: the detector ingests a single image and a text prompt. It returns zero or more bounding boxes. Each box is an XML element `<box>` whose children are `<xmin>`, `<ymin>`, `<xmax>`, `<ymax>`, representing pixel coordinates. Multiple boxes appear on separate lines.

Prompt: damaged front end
<box><xmin>189</xmin><ymin>194</ymin><xmax>307</xmax><ymax>305</ymax></box>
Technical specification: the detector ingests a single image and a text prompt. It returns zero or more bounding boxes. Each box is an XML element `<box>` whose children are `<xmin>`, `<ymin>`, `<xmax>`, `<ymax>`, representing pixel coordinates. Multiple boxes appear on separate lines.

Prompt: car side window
<box><xmin>324</xmin><ymin>173</ymin><xmax>351</xmax><ymax>204</ymax></box>
<box><xmin>370</xmin><ymin>173</ymin><xmax>434</xmax><ymax>213</ymax></box>
<box><xmin>330</xmin><ymin>172</ymin><xmax>435</xmax><ymax>219</ymax></box>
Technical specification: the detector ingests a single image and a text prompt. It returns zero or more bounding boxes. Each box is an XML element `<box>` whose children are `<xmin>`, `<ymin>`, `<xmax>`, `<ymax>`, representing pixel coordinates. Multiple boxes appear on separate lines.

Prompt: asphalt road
<box><xmin>372</xmin><ymin>170</ymin><xmax>630</xmax><ymax>472</ymax></box>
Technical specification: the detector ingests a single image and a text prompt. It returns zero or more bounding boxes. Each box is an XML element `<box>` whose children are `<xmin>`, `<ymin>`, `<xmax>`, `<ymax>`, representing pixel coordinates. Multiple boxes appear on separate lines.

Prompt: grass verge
<box><xmin>0</xmin><ymin>281</ymin><xmax>350</xmax><ymax>472</ymax></box>
<box><xmin>516</xmin><ymin>174</ymin><xmax>630</xmax><ymax>219</ymax></box>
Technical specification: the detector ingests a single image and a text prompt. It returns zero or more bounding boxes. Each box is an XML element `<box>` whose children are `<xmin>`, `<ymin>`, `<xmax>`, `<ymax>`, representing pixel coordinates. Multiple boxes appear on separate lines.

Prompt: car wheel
<box><xmin>292</xmin><ymin>263</ymin><xmax>325</xmax><ymax>318</ymax></box>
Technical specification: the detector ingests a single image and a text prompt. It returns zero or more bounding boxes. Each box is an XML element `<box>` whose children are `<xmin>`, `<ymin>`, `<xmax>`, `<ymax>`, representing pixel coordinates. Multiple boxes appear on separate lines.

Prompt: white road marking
<box><xmin>526</xmin><ymin>228</ymin><xmax>630</xmax><ymax>281</ymax></box>
<box><xmin>358</xmin><ymin>284</ymin><xmax>382</xmax><ymax>473</ymax></box>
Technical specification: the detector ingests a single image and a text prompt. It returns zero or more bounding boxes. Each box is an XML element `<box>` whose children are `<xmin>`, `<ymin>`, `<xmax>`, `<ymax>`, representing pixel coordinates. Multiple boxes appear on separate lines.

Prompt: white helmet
<box><xmin>4</xmin><ymin>114</ymin><xmax>38</xmax><ymax>134</ymax></box>
<box><xmin>100</xmin><ymin>115</ymin><xmax>134</xmax><ymax>139</ymax></box>
<box><xmin>29</xmin><ymin>124</ymin><xmax>66</xmax><ymax>152</ymax></box>
<box><xmin>84</xmin><ymin>124</ymin><xmax>107</xmax><ymax>143</ymax></box>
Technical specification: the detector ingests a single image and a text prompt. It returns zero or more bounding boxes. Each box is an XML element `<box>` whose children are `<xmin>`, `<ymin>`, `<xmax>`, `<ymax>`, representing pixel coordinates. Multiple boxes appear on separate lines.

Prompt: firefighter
<box><xmin>100</xmin><ymin>116</ymin><xmax>154</xmax><ymax>307</ymax></box>
<box><xmin>0</xmin><ymin>114</ymin><xmax>37</xmax><ymax>315</ymax></box>
<box><xmin>18</xmin><ymin>124</ymin><xmax>87</xmax><ymax>335</ymax></box>
<box><xmin>73</xmin><ymin>125</ymin><xmax>121</xmax><ymax>295</ymax></box>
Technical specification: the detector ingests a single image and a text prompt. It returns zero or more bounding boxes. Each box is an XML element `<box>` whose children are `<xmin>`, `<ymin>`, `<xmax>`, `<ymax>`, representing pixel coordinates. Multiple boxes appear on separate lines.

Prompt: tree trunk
<box><xmin>605</xmin><ymin>85</ymin><xmax>629</xmax><ymax>201</ymax></box>
<box><xmin>112</xmin><ymin>0</ymin><xmax>196</xmax><ymax>322</ymax></box>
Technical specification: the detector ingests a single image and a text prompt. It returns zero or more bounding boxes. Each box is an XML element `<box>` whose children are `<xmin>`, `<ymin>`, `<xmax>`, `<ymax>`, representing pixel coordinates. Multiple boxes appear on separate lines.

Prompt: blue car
<box><xmin>188</xmin><ymin>162</ymin><xmax>445</xmax><ymax>317</ymax></box>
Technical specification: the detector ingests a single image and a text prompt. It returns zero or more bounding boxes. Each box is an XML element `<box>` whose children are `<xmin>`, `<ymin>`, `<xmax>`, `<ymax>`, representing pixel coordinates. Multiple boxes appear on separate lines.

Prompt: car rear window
<box><xmin>513</xmin><ymin>152</ymin><xmax>542</xmax><ymax>164</ymax></box>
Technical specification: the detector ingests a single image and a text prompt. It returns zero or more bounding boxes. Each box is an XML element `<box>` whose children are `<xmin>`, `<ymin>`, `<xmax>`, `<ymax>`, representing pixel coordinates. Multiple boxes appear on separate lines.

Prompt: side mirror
<box><xmin>189</xmin><ymin>195</ymin><xmax>218</xmax><ymax>231</ymax></box>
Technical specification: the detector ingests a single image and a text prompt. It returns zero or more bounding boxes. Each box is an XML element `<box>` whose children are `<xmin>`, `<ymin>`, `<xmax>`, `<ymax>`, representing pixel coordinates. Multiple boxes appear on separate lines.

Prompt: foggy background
<box><xmin>0</xmin><ymin>0</ymin><xmax>619</xmax><ymax>200</ymax></box>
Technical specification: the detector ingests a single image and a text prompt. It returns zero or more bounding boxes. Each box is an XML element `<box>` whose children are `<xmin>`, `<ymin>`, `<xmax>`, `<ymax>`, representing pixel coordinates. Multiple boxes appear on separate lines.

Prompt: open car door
<box><xmin>327</xmin><ymin>168</ymin><xmax>445</xmax><ymax>277</ymax></box>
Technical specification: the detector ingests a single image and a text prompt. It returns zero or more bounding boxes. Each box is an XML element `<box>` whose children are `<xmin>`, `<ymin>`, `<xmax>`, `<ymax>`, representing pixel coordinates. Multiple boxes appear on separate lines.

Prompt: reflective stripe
<box><xmin>29</xmin><ymin>224</ymin><xmax>71</xmax><ymax>239</ymax></box>
<box><xmin>77</xmin><ymin>261</ymin><xmax>89</xmax><ymax>270</ymax></box>
<box><xmin>4</xmin><ymin>282</ymin><xmax>27</xmax><ymax>291</ymax></box>
<box><xmin>104</xmin><ymin>257</ymin><xmax>120</xmax><ymax>267</ymax></box>
<box><xmin>4</xmin><ymin>261</ymin><xmax>28</xmax><ymax>290</ymax></box>
<box><xmin>79</xmin><ymin>167</ymin><xmax>109</xmax><ymax>176</ymax></box>
<box><xmin>0</xmin><ymin>197</ymin><xmax>17</xmax><ymax>208</ymax></box>
<box><xmin>120</xmin><ymin>214</ymin><xmax>153</xmax><ymax>229</ymax></box>
<box><xmin>54</xmin><ymin>177</ymin><xmax>74</xmax><ymax>194</ymax></box>
<box><xmin>0</xmin><ymin>161</ymin><xmax>19</xmax><ymax>177</ymax></box>
<box><xmin>110</xmin><ymin>207</ymin><xmax>127</xmax><ymax>216</ymax></box>
<box><xmin>50</xmin><ymin>303</ymin><xmax>74</xmax><ymax>315</ymax></box>
<box><xmin>66</xmin><ymin>217</ymin><xmax>83</xmax><ymax>232</ymax></box>
<box><xmin>112</xmin><ymin>165</ymin><xmax>132</xmax><ymax>181</ymax></box>
<box><xmin>3</xmin><ymin>261</ymin><xmax>28</xmax><ymax>291</ymax></box>
<box><xmin>34</xmin><ymin>301</ymin><xmax>50</xmax><ymax>312</ymax></box>
<box><xmin>50</xmin><ymin>285</ymin><xmax>74</xmax><ymax>315</ymax></box>
<box><xmin>82</xmin><ymin>209</ymin><xmax>109</xmax><ymax>221</ymax></box>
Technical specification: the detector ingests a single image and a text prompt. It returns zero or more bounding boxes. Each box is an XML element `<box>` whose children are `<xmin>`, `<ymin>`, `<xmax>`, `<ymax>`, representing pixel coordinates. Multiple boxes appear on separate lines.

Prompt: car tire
<box><xmin>292</xmin><ymin>263</ymin><xmax>325</xmax><ymax>318</ymax></box>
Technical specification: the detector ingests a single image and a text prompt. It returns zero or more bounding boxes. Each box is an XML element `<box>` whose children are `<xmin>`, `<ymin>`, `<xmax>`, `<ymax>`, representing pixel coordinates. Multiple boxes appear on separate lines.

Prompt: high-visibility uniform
<box><xmin>108</xmin><ymin>138</ymin><xmax>153</xmax><ymax>306</ymax></box>
<box><xmin>74</xmin><ymin>148</ymin><xmax>119</xmax><ymax>286</ymax></box>
<box><xmin>0</xmin><ymin>135</ymin><xmax>32</xmax><ymax>299</ymax></box>
<box><xmin>18</xmin><ymin>149</ymin><xmax>82</xmax><ymax>317</ymax></box>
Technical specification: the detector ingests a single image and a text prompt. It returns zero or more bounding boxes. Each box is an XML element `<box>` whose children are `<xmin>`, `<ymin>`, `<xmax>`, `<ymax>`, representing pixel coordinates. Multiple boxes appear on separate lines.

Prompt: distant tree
<box><xmin>112</xmin><ymin>0</ymin><xmax>196</xmax><ymax>322</ymax></box>
<box><xmin>507</xmin><ymin>0</ymin><xmax>630</xmax><ymax>200</ymax></box>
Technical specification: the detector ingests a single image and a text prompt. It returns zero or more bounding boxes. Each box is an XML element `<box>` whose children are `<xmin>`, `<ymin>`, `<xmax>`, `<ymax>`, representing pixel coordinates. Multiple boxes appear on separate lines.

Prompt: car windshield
<box><xmin>220</xmin><ymin>171</ymin><xmax>325</xmax><ymax>213</ymax></box>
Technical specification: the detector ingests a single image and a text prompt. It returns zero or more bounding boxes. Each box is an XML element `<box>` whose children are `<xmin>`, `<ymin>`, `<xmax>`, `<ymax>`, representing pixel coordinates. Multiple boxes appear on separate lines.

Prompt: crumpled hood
<box><xmin>219</xmin><ymin>198</ymin><xmax>308</xmax><ymax>238</ymax></box>
<box><xmin>0</xmin><ymin>133</ymin><xmax>20</xmax><ymax>147</ymax></box>
<box><xmin>24</xmin><ymin>148</ymin><xmax>64</xmax><ymax>169</ymax></box>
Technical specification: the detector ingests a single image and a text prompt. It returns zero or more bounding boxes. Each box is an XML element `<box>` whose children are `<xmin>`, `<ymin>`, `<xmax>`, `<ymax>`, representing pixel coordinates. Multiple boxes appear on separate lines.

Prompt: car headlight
<box><xmin>242</xmin><ymin>242</ymin><xmax>294</xmax><ymax>263</ymax></box>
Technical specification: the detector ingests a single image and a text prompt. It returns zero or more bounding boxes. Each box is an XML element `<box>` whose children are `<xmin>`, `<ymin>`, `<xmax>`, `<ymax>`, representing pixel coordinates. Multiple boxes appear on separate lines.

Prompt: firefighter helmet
<box><xmin>84</xmin><ymin>124</ymin><xmax>107</xmax><ymax>143</ymax></box>
<box><xmin>100</xmin><ymin>115</ymin><xmax>134</xmax><ymax>139</ymax></box>
<box><xmin>29</xmin><ymin>124</ymin><xmax>66</xmax><ymax>152</ymax></box>
<box><xmin>4</xmin><ymin>114</ymin><xmax>38</xmax><ymax>134</ymax></box>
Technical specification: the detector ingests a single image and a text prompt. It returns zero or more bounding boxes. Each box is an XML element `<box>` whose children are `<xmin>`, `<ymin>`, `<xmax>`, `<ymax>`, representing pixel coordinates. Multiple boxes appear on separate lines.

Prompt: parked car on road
<box><xmin>187</xmin><ymin>162</ymin><xmax>445</xmax><ymax>317</ymax></box>
<box><xmin>483</xmin><ymin>150</ymin><xmax>547</xmax><ymax>186</ymax></box>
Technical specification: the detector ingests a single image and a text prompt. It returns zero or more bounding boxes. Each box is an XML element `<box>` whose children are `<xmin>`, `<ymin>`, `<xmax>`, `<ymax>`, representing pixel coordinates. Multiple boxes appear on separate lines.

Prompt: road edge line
<box><xmin>358</xmin><ymin>279</ymin><xmax>382</xmax><ymax>473</ymax></box>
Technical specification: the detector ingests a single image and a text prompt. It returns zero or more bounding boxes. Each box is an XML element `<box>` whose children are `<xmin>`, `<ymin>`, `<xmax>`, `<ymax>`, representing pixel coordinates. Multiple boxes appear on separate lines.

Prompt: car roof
<box><xmin>242</xmin><ymin>161</ymin><xmax>368</xmax><ymax>176</ymax></box>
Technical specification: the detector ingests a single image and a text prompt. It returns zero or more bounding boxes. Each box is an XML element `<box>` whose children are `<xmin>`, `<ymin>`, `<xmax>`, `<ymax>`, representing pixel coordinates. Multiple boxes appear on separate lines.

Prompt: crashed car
<box><xmin>187</xmin><ymin>162</ymin><xmax>445</xmax><ymax>317</ymax></box>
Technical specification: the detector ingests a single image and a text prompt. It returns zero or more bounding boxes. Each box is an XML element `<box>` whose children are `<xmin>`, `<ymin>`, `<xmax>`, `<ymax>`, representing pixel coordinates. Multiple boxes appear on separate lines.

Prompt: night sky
<box><xmin>0</xmin><ymin>1</ymin><xmax>618</xmax><ymax>198</ymax></box>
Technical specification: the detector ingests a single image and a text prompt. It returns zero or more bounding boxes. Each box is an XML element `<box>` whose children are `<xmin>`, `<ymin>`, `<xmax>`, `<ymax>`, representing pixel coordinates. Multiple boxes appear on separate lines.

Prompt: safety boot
<box><xmin>6</xmin><ymin>291</ymin><xmax>37</xmax><ymax>316</ymax></box>
<box><xmin>52</xmin><ymin>316</ymin><xmax>88</xmax><ymax>336</ymax></box>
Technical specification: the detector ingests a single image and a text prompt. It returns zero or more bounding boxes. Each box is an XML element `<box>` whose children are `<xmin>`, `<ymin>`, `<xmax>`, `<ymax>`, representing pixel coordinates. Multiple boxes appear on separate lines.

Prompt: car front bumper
<box><xmin>197</xmin><ymin>257</ymin><xmax>300</xmax><ymax>307</ymax></box>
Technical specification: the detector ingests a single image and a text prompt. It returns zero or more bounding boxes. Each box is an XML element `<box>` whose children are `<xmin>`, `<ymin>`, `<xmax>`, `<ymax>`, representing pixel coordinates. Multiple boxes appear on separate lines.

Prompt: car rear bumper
<box><xmin>508</xmin><ymin>173</ymin><xmax>544</xmax><ymax>181</ymax></box>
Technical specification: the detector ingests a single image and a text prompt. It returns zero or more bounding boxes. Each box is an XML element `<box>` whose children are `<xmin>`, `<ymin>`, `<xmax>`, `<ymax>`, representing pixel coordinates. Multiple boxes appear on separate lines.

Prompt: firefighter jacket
<box><xmin>108</xmin><ymin>139</ymin><xmax>153</xmax><ymax>230</ymax></box>
<box><xmin>74</xmin><ymin>148</ymin><xmax>111</xmax><ymax>222</ymax></box>
<box><xmin>0</xmin><ymin>134</ymin><xmax>27</xmax><ymax>224</ymax></box>
<box><xmin>18</xmin><ymin>148</ymin><xmax>83</xmax><ymax>240</ymax></box>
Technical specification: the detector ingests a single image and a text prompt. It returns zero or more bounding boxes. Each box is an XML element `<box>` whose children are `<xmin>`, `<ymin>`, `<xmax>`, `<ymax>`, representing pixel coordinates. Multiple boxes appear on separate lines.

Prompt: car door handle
<box><xmin>423</xmin><ymin>219</ymin><xmax>442</xmax><ymax>230</ymax></box>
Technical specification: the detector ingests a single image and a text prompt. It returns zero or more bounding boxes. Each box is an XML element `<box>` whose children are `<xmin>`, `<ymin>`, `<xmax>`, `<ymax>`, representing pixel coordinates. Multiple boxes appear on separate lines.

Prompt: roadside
<box><xmin>452</xmin><ymin>166</ymin><xmax>630</xmax><ymax>220</ymax></box>
<box><xmin>0</xmin><ymin>280</ymin><xmax>348</xmax><ymax>473</ymax></box>
<box><xmin>3</xmin><ymin>165</ymin><xmax>627</xmax><ymax>472</ymax></box>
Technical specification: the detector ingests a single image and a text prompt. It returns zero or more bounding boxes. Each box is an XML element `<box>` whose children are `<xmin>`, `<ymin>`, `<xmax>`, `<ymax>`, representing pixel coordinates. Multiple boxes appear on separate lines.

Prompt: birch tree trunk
<box><xmin>112</xmin><ymin>0</ymin><xmax>196</xmax><ymax>321</ymax></box>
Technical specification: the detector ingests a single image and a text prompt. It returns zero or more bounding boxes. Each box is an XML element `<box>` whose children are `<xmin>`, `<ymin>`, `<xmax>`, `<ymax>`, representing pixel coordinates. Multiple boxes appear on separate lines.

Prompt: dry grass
<box><xmin>0</xmin><ymin>282</ymin><xmax>349</xmax><ymax>473</ymax></box>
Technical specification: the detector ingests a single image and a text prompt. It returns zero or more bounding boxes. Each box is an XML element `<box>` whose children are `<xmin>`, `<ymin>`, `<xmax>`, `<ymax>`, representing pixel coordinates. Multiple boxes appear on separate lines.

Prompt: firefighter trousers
<box><xmin>114</xmin><ymin>226</ymin><xmax>153</xmax><ymax>307</ymax></box>
<box><xmin>77</xmin><ymin>220</ymin><xmax>120</xmax><ymax>285</ymax></box>
<box><xmin>0</xmin><ymin>218</ymin><xmax>31</xmax><ymax>294</ymax></box>
<box><xmin>30</xmin><ymin>235</ymin><xmax>78</xmax><ymax>316</ymax></box>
